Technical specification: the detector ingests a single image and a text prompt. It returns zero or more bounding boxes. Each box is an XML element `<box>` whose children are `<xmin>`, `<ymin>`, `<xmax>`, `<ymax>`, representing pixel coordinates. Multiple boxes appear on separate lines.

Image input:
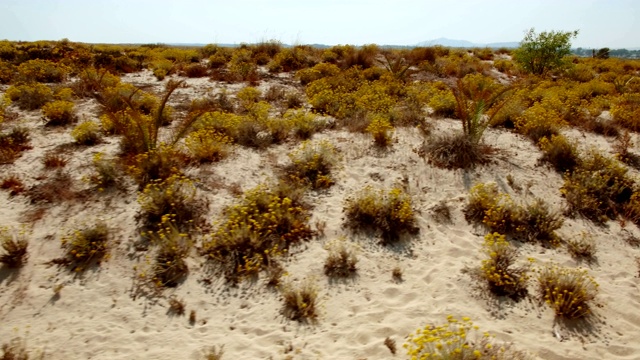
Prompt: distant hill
<box><xmin>415</xmin><ymin>38</ymin><xmax>519</xmax><ymax>48</ymax></box>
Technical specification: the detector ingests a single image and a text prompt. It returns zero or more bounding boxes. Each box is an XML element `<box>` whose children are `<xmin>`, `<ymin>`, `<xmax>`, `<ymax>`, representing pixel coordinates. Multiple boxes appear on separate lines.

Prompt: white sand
<box><xmin>1</xmin><ymin>73</ymin><xmax>640</xmax><ymax>360</ymax></box>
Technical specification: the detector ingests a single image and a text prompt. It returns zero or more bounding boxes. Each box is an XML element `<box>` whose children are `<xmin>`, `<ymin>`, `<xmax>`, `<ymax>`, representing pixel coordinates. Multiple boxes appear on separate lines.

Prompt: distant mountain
<box><xmin>415</xmin><ymin>38</ymin><xmax>519</xmax><ymax>49</ymax></box>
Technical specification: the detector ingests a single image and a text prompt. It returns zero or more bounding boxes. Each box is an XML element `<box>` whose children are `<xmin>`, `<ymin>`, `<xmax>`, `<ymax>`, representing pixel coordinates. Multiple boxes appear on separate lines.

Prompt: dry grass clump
<box><xmin>27</xmin><ymin>171</ymin><xmax>79</xmax><ymax>204</ymax></box>
<box><xmin>538</xmin><ymin>134</ymin><xmax>579</xmax><ymax>173</ymax></box>
<box><xmin>0</xmin><ymin>126</ymin><xmax>31</xmax><ymax>164</ymax></box>
<box><xmin>1</xmin><ymin>337</ymin><xmax>30</xmax><ymax>360</ymax></box>
<box><xmin>167</xmin><ymin>296</ymin><xmax>186</xmax><ymax>316</ymax></box>
<box><xmin>144</xmin><ymin>221</ymin><xmax>192</xmax><ymax>288</ymax></box>
<box><xmin>323</xmin><ymin>238</ymin><xmax>358</xmax><ymax>278</ymax></box>
<box><xmin>613</xmin><ymin>131</ymin><xmax>640</xmax><ymax>169</ymax></box>
<box><xmin>41</xmin><ymin>152</ymin><xmax>67</xmax><ymax>169</ymax></box>
<box><xmin>567</xmin><ymin>232</ymin><xmax>597</xmax><ymax>262</ymax></box>
<box><xmin>404</xmin><ymin>315</ymin><xmax>533</xmax><ymax>360</ymax></box>
<box><xmin>281</xmin><ymin>278</ymin><xmax>319</xmax><ymax>322</ymax></box>
<box><xmin>537</xmin><ymin>264</ymin><xmax>599</xmax><ymax>319</ymax></box>
<box><xmin>478</xmin><ymin>233</ymin><xmax>529</xmax><ymax>299</ymax></box>
<box><xmin>561</xmin><ymin>150</ymin><xmax>635</xmax><ymax>224</ymax></box>
<box><xmin>60</xmin><ymin>222</ymin><xmax>109</xmax><ymax>272</ymax></box>
<box><xmin>284</xmin><ymin>140</ymin><xmax>340</xmax><ymax>189</ymax></box>
<box><xmin>423</xmin><ymin>132</ymin><xmax>494</xmax><ymax>169</ymax></box>
<box><xmin>201</xmin><ymin>182</ymin><xmax>314</xmax><ymax>282</ymax></box>
<box><xmin>86</xmin><ymin>153</ymin><xmax>121</xmax><ymax>191</ymax></box>
<box><xmin>384</xmin><ymin>337</ymin><xmax>397</xmax><ymax>355</ymax></box>
<box><xmin>137</xmin><ymin>174</ymin><xmax>205</xmax><ymax>232</ymax></box>
<box><xmin>0</xmin><ymin>175</ymin><xmax>26</xmax><ymax>196</ymax></box>
<box><xmin>202</xmin><ymin>345</ymin><xmax>225</xmax><ymax>360</ymax></box>
<box><xmin>0</xmin><ymin>228</ymin><xmax>29</xmax><ymax>269</ymax></box>
<box><xmin>344</xmin><ymin>186</ymin><xmax>418</xmax><ymax>244</ymax></box>
<box><xmin>464</xmin><ymin>183</ymin><xmax>563</xmax><ymax>245</ymax></box>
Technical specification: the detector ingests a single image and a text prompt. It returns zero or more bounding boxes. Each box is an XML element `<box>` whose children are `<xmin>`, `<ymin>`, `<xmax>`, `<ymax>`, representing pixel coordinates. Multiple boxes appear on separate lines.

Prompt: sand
<box><xmin>1</xmin><ymin>69</ymin><xmax>640</xmax><ymax>359</ymax></box>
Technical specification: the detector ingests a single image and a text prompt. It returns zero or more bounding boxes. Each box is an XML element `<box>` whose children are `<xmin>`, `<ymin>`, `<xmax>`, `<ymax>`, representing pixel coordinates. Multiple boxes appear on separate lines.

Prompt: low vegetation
<box><xmin>537</xmin><ymin>264</ymin><xmax>599</xmax><ymax>319</ymax></box>
<box><xmin>0</xmin><ymin>228</ymin><xmax>29</xmax><ymax>268</ymax></box>
<box><xmin>59</xmin><ymin>222</ymin><xmax>109</xmax><ymax>272</ymax></box>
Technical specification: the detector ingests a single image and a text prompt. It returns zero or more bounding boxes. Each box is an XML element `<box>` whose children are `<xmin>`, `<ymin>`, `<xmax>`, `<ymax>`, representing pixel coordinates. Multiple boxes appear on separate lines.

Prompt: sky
<box><xmin>1</xmin><ymin>0</ymin><xmax>639</xmax><ymax>48</ymax></box>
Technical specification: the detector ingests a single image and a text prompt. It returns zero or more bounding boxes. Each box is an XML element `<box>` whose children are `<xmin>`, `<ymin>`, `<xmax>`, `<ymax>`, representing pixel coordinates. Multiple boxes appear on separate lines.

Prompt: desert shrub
<box><xmin>426</xmin><ymin>82</ymin><xmax>456</xmax><ymax>118</ymax></box>
<box><xmin>478</xmin><ymin>233</ymin><xmax>528</xmax><ymax>299</ymax></box>
<box><xmin>53</xmin><ymin>87</ymin><xmax>74</xmax><ymax>102</ymax></box>
<box><xmin>611</xmin><ymin>93</ymin><xmax>640</xmax><ymax>131</ymax></box>
<box><xmin>344</xmin><ymin>186</ymin><xmax>418</xmax><ymax>243</ymax></box>
<box><xmin>515</xmin><ymin>102</ymin><xmax>563</xmax><ymax>143</ymax></box>
<box><xmin>60</xmin><ymin>222</ymin><xmax>109</xmax><ymax>272</ymax></box>
<box><xmin>283</xmin><ymin>109</ymin><xmax>326</xmax><ymax>140</ymax></box>
<box><xmin>4</xmin><ymin>83</ymin><xmax>53</xmax><ymax>110</ymax></box>
<box><xmin>489</xmin><ymin>94</ymin><xmax>526</xmax><ymax>128</ymax></box>
<box><xmin>42</xmin><ymin>100</ymin><xmax>76</xmax><ymax>126</ymax></box>
<box><xmin>71</xmin><ymin>121</ymin><xmax>102</xmax><ymax>145</ymax></box>
<box><xmin>41</xmin><ymin>152</ymin><xmax>67</xmax><ymax>169</ymax></box>
<box><xmin>613</xmin><ymin>131</ymin><xmax>640</xmax><ymax>168</ymax></box>
<box><xmin>323</xmin><ymin>238</ymin><xmax>358</xmax><ymax>278</ymax></box>
<box><xmin>151</xmin><ymin>222</ymin><xmax>191</xmax><ymax>287</ymax></box>
<box><xmin>182</xmin><ymin>63</ymin><xmax>208</xmax><ymax>78</ymax></box>
<box><xmin>0</xmin><ymin>61</ymin><xmax>14</xmax><ymax>84</ymax></box>
<box><xmin>537</xmin><ymin>264</ymin><xmax>599</xmax><ymax>319</ymax></box>
<box><xmin>236</xmin><ymin>86</ymin><xmax>262</xmax><ymax>109</ymax></box>
<box><xmin>405</xmin><ymin>315</ymin><xmax>533</xmax><ymax>360</ymax></box>
<box><xmin>268</xmin><ymin>47</ymin><xmax>312</xmax><ymax>73</ymax></box>
<box><xmin>137</xmin><ymin>174</ymin><xmax>203</xmax><ymax>232</ymax></box>
<box><xmin>201</xmin><ymin>182</ymin><xmax>314</xmax><ymax>282</ymax></box>
<box><xmin>285</xmin><ymin>140</ymin><xmax>340</xmax><ymax>189</ymax></box>
<box><xmin>196</xmin><ymin>111</ymin><xmax>277</xmax><ymax>148</ymax></box>
<box><xmin>73</xmin><ymin>67</ymin><xmax>120</xmax><ymax>98</ymax></box>
<box><xmin>87</xmin><ymin>153</ymin><xmax>121</xmax><ymax>191</ymax></box>
<box><xmin>228</xmin><ymin>49</ymin><xmax>258</xmax><ymax>82</ymax></box>
<box><xmin>561</xmin><ymin>150</ymin><xmax>635</xmax><ymax>223</ymax></box>
<box><xmin>366</xmin><ymin>114</ymin><xmax>394</xmax><ymax>147</ymax></box>
<box><xmin>296</xmin><ymin>62</ymin><xmax>340</xmax><ymax>85</ymax></box>
<box><xmin>0</xmin><ymin>175</ymin><xmax>26</xmax><ymax>196</ymax></box>
<box><xmin>0</xmin><ymin>228</ymin><xmax>28</xmax><ymax>268</ymax></box>
<box><xmin>126</xmin><ymin>145</ymin><xmax>188</xmax><ymax>187</ymax></box>
<box><xmin>1</xmin><ymin>337</ymin><xmax>31</xmax><ymax>360</ymax></box>
<box><xmin>281</xmin><ymin>278</ymin><xmax>319</xmax><ymax>322</ymax></box>
<box><xmin>27</xmin><ymin>171</ymin><xmax>79</xmax><ymax>204</ymax></box>
<box><xmin>567</xmin><ymin>232</ymin><xmax>597</xmax><ymax>261</ymax></box>
<box><xmin>493</xmin><ymin>58</ymin><xmax>515</xmax><ymax>74</ymax></box>
<box><xmin>0</xmin><ymin>126</ymin><xmax>32</xmax><ymax>164</ymax></box>
<box><xmin>465</xmin><ymin>183</ymin><xmax>563</xmax><ymax>245</ymax></box>
<box><xmin>537</xmin><ymin>134</ymin><xmax>579</xmax><ymax>173</ymax></box>
<box><xmin>422</xmin><ymin>132</ymin><xmax>493</xmax><ymax>169</ymax></box>
<box><xmin>16</xmin><ymin>59</ymin><xmax>69</xmax><ymax>82</ymax></box>
<box><xmin>566</xmin><ymin>63</ymin><xmax>595</xmax><ymax>82</ymax></box>
<box><xmin>263</xmin><ymin>85</ymin><xmax>286</xmax><ymax>103</ymax></box>
<box><xmin>184</xmin><ymin>128</ymin><xmax>232</xmax><ymax>163</ymax></box>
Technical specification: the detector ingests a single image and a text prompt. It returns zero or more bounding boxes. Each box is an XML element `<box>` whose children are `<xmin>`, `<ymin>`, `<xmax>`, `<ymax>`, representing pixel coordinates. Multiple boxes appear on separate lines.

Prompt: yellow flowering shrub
<box><xmin>479</xmin><ymin>233</ymin><xmax>528</xmax><ymax>299</ymax></box>
<box><xmin>137</xmin><ymin>174</ymin><xmax>202</xmax><ymax>231</ymax></box>
<box><xmin>405</xmin><ymin>315</ymin><xmax>532</xmax><ymax>360</ymax></box>
<box><xmin>150</xmin><ymin>219</ymin><xmax>192</xmax><ymax>287</ymax></box>
<box><xmin>515</xmin><ymin>102</ymin><xmax>564</xmax><ymax>142</ymax></box>
<box><xmin>296</xmin><ymin>62</ymin><xmax>341</xmax><ymax>85</ymax></box>
<box><xmin>344</xmin><ymin>186</ymin><xmax>418</xmax><ymax>243</ymax></box>
<box><xmin>537</xmin><ymin>264</ymin><xmax>599</xmax><ymax>319</ymax></box>
<box><xmin>185</xmin><ymin>128</ymin><xmax>232</xmax><ymax>163</ymax></box>
<box><xmin>365</xmin><ymin>114</ymin><xmax>394</xmax><ymax>147</ymax></box>
<box><xmin>281</xmin><ymin>278</ymin><xmax>319</xmax><ymax>322</ymax></box>
<box><xmin>60</xmin><ymin>222</ymin><xmax>109</xmax><ymax>272</ymax></box>
<box><xmin>538</xmin><ymin>134</ymin><xmax>579</xmax><ymax>173</ymax></box>
<box><xmin>42</xmin><ymin>100</ymin><xmax>76</xmax><ymax>126</ymax></box>
<box><xmin>16</xmin><ymin>59</ymin><xmax>69</xmax><ymax>83</ymax></box>
<box><xmin>201</xmin><ymin>182</ymin><xmax>314</xmax><ymax>282</ymax></box>
<box><xmin>71</xmin><ymin>121</ymin><xmax>102</xmax><ymax>145</ymax></box>
<box><xmin>4</xmin><ymin>83</ymin><xmax>53</xmax><ymax>110</ymax></box>
<box><xmin>86</xmin><ymin>152</ymin><xmax>120</xmax><ymax>191</ymax></box>
<box><xmin>611</xmin><ymin>93</ymin><xmax>640</xmax><ymax>131</ymax></box>
<box><xmin>285</xmin><ymin>139</ymin><xmax>340</xmax><ymax>189</ymax></box>
<box><xmin>561</xmin><ymin>150</ymin><xmax>635</xmax><ymax>223</ymax></box>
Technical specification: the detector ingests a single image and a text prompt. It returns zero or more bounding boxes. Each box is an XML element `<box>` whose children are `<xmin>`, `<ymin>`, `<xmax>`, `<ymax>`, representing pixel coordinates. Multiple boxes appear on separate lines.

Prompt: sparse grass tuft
<box><xmin>567</xmin><ymin>232</ymin><xmax>597</xmax><ymax>261</ymax></box>
<box><xmin>42</xmin><ymin>152</ymin><xmax>67</xmax><ymax>169</ymax></box>
<box><xmin>202</xmin><ymin>345</ymin><xmax>225</xmax><ymax>360</ymax></box>
<box><xmin>168</xmin><ymin>296</ymin><xmax>186</xmax><ymax>316</ymax></box>
<box><xmin>384</xmin><ymin>337</ymin><xmax>397</xmax><ymax>355</ymax></box>
<box><xmin>344</xmin><ymin>186</ymin><xmax>418</xmax><ymax>244</ymax></box>
<box><xmin>423</xmin><ymin>132</ymin><xmax>493</xmax><ymax>169</ymax></box>
<box><xmin>0</xmin><ymin>228</ymin><xmax>29</xmax><ymax>269</ymax></box>
<box><xmin>284</xmin><ymin>140</ymin><xmax>340</xmax><ymax>189</ymax></box>
<box><xmin>323</xmin><ymin>238</ymin><xmax>358</xmax><ymax>278</ymax></box>
<box><xmin>537</xmin><ymin>264</ymin><xmax>599</xmax><ymax>319</ymax></box>
<box><xmin>60</xmin><ymin>222</ymin><xmax>109</xmax><ymax>272</ymax></box>
<box><xmin>1</xmin><ymin>337</ymin><xmax>30</xmax><ymax>360</ymax></box>
<box><xmin>0</xmin><ymin>175</ymin><xmax>26</xmax><ymax>196</ymax></box>
<box><xmin>281</xmin><ymin>278</ymin><xmax>319</xmax><ymax>322</ymax></box>
<box><xmin>478</xmin><ymin>233</ymin><xmax>528</xmax><ymax>299</ymax></box>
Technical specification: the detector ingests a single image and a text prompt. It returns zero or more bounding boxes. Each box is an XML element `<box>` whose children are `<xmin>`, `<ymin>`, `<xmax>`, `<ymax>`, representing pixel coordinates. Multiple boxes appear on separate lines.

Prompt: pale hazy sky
<box><xmin>1</xmin><ymin>0</ymin><xmax>638</xmax><ymax>48</ymax></box>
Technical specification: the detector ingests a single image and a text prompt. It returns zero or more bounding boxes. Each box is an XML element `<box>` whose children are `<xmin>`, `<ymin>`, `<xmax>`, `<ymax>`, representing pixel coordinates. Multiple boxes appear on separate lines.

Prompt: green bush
<box><xmin>513</xmin><ymin>28</ymin><xmax>579</xmax><ymax>75</ymax></box>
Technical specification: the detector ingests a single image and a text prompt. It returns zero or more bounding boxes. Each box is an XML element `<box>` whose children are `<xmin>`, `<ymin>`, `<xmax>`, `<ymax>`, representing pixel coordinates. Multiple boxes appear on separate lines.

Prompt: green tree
<box><xmin>514</xmin><ymin>28</ymin><xmax>579</xmax><ymax>75</ymax></box>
